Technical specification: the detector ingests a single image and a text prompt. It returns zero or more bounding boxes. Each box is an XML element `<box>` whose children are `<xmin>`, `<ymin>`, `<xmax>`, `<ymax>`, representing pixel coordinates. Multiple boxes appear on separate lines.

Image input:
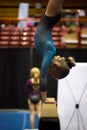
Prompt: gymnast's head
<box><xmin>48</xmin><ymin>55</ymin><xmax>76</xmax><ymax>80</ymax></box>
<box><xmin>30</xmin><ymin>67</ymin><xmax>40</xmax><ymax>79</ymax></box>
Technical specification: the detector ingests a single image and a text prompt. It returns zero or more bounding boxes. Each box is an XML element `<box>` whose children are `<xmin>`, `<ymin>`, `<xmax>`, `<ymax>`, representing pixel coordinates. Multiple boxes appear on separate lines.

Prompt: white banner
<box><xmin>18</xmin><ymin>3</ymin><xmax>29</xmax><ymax>28</ymax></box>
<box><xmin>57</xmin><ymin>63</ymin><xmax>87</xmax><ymax>130</ymax></box>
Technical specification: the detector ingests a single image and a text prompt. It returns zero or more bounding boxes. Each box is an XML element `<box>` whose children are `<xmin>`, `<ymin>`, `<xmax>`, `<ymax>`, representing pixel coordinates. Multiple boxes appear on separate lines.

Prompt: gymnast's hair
<box><xmin>30</xmin><ymin>67</ymin><xmax>40</xmax><ymax>78</ymax></box>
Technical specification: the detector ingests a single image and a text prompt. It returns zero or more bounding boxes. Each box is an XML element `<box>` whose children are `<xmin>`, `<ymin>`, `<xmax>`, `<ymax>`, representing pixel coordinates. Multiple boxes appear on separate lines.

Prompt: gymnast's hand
<box><xmin>41</xmin><ymin>92</ymin><xmax>56</xmax><ymax>104</ymax></box>
<box><xmin>44</xmin><ymin>98</ymin><xmax>57</xmax><ymax>104</ymax></box>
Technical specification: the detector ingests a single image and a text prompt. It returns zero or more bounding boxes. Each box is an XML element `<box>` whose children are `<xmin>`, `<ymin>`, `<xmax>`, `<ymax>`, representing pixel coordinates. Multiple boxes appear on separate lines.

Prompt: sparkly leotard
<box><xmin>25</xmin><ymin>79</ymin><xmax>41</xmax><ymax>104</ymax></box>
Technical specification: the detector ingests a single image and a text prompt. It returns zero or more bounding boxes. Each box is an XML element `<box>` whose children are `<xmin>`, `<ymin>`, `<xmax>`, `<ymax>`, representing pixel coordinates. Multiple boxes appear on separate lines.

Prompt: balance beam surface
<box><xmin>39</xmin><ymin>98</ymin><xmax>60</xmax><ymax>130</ymax></box>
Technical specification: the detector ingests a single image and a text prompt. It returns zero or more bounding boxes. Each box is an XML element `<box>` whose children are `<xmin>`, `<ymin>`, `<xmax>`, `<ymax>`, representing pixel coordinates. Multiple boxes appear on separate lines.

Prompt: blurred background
<box><xmin>0</xmin><ymin>0</ymin><xmax>87</xmax><ymax>109</ymax></box>
<box><xmin>0</xmin><ymin>0</ymin><xmax>87</xmax><ymax>130</ymax></box>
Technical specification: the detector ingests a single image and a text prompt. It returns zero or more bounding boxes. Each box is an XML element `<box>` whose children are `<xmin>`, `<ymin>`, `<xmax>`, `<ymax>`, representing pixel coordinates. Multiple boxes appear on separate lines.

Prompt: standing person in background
<box><xmin>34</xmin><ymin>0</ymin><xmax>65</xmax><ymax>102</ymax></box>
<box><xmin>25</xmin><ymin>67</ymin><xmax>42</xmax><ymax>129</ymax></box>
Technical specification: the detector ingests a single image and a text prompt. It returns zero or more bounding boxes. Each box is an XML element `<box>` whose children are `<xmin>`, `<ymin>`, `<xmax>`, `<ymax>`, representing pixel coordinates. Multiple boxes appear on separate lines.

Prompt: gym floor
<box><xmin>0</xmin><ymin>109</ymin><xmax>39</xmax><ymax>130</ymax></box>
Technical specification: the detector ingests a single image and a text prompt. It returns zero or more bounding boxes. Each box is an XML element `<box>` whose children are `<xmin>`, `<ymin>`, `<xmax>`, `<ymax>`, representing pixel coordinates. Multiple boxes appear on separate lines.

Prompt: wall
<box><xmin>0</xmin><ymin>0</ymin><xmax>87</xmax><ymax>18</ymax></box>
<box><xmin>0</xmin><ymin>0</ymin><xmax>47</xmax><ymax>18</ymax></box>
<box><xmin>0</xmin><ymin>48</ymin><xmax>87</xmax><ymax>109</ymax></box>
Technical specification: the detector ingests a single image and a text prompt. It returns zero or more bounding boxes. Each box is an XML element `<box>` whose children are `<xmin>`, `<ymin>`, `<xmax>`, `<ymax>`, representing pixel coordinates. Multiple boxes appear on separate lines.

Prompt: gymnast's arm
<box><xmin>25</xmin><ymin>79</ymin><xmax>31</xmax><ymax>97</ymax></box>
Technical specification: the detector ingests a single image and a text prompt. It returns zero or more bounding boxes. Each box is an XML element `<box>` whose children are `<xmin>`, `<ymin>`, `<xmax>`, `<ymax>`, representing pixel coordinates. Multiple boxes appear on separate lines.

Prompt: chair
<box><xmin>19</xmin><ymin>30</ymin><xmax>30</xmax><ymax>46</ymax></box>
<box><xmin>22</xmin><ymin>27</ymin><xmax>31</xmax><ymax>32</ymax></box>
<box><xmin>0</xmin><ymin>27</ymin><xmax>10</xmax><ymax>46</ymax></box>
<box><xmin>29</xmin><ymin>26</ymin><xmax>36</xmax><ymax>47</ymax></box>
<box><xmin>52</xmin><ymin>26</ymin><xmax>66</xmax><ymax>48</ymax></box>
<box><xmin>10</xmin><ymin>27</ymin><xmax>20</xmax><ymax>46</ymax></box>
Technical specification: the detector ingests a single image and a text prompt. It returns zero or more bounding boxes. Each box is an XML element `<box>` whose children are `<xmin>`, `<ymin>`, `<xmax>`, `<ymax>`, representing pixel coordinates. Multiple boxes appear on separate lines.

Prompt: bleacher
<box><xmin>0</xmin><ymin>21</ymin><xmax>87</xmax><ymax>48</ymax></box>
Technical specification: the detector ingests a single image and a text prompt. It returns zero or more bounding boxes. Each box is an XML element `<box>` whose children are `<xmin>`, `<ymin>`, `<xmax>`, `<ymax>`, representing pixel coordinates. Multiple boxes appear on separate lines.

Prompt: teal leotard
<box><xmin>34</xmin><ymin>14</ymin><xmax>61</xmax><ymax>91</ymax></box>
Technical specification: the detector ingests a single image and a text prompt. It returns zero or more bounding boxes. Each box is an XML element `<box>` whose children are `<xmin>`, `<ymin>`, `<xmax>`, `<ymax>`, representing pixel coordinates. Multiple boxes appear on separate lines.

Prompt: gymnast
<box><xmin>34</xmin><ymin>0</ymin><xmax>76</xmax><ymax>103</ymax></box>
<box><xmin>25</xmin><ymin>67</ymin><xmax>42</xmax><ymax>129</ymax></box>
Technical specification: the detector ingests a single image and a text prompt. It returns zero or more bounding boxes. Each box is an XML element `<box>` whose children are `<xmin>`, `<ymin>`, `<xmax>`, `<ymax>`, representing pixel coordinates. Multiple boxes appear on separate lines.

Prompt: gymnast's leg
<box><xmin>28</xmin><ymin>100</ymin><xmax>35</xmax><ymax>129</ymax></box>
<box><xmin>34</xmin><ymin>0</ymin><xmax>64</xmax><ymax>102</ymax></box>
<box><xmin>45</xmin><ymin>0</ymin><xmax>64</xmax><ymax>16</ymax></box>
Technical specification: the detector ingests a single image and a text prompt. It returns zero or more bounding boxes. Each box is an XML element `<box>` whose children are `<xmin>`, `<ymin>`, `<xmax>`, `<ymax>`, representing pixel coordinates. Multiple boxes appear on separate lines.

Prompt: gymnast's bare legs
<box><xmin>34</xmin><ymin>0</ymin><xmax>64</xmax><ymax>102</ymax></box>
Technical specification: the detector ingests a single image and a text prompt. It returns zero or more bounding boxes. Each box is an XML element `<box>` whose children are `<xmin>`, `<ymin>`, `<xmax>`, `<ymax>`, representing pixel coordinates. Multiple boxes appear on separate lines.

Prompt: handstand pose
<box><xmin>34</xmin><ymin>0</ymin><xmax>75</xmax><ymax>102</ymax></box>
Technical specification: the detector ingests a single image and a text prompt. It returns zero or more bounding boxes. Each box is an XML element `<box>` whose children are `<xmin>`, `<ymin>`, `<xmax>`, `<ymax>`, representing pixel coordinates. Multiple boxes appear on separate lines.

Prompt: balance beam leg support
<box><xmin>39</xmin><ymin>98</ymin><xmax>60</xmax><ymax>130</ymax></box>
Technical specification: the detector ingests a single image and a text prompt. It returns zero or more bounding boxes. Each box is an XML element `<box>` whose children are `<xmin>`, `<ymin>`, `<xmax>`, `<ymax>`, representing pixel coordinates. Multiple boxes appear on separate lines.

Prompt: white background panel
<box><xmin>57</xmin><ymin>63</ymin><xmax>87</xmax><ymax>130</ymax></box>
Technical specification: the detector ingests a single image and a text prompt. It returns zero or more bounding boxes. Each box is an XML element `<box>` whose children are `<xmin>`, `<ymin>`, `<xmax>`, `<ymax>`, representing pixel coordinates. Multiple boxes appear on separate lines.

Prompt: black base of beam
<box><xmin>39</xmin><ymin>117</ymin><xmax>60</xmax><ymax>130</ymax></box>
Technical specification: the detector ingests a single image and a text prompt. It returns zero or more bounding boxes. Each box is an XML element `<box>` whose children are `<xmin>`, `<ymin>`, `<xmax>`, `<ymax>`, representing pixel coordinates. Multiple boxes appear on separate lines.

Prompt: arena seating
<box><xmin>0</xmin><ymin>24</ymin><xmax>87</xmax><ymax>48</ymax></box>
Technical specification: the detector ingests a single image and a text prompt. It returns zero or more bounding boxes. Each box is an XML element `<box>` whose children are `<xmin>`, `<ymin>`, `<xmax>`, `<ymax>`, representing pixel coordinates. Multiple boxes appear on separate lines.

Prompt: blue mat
<box><xmin>0</xmin><ymin>110</ymin><xmax>39</xmax><ymax>130</ymax></box>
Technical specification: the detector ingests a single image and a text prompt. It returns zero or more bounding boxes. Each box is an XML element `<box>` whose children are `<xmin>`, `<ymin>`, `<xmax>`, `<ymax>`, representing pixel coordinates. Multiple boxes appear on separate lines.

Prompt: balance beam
<box><xmin>39</xmin><ymin>98</ymin><xmax>60</xmax><ymax>130</ymax></box>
